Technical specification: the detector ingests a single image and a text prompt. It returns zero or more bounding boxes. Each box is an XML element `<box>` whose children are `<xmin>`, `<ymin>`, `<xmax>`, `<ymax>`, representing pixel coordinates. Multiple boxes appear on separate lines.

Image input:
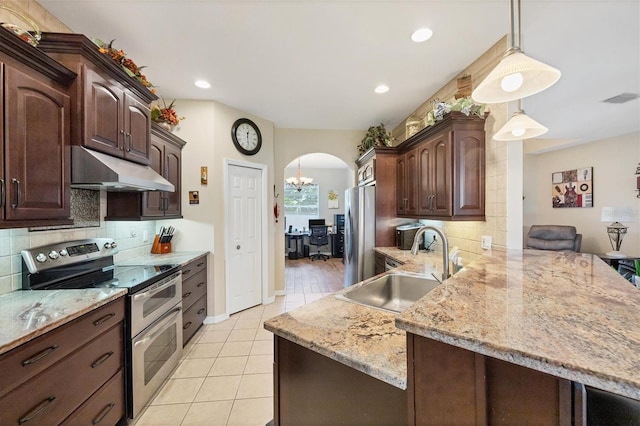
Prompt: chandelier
<box><xmin>286</xmin><ymin>158</ymin><xmax>313</xmax><ymax>192</ymax></box>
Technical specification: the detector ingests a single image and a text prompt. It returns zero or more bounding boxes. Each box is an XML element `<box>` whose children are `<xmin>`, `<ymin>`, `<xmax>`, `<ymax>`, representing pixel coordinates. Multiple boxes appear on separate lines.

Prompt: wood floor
<box><xmin>284</xmin><ymin>256</ymin><xmax>345</xmax><ymax>294</ymax></box>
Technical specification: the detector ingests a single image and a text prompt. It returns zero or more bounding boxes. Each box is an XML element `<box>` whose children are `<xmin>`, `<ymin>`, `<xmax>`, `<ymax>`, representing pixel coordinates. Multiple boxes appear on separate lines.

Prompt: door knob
<box><xmin>236</xmin><ymin>245</ymin><xmax>241</xmax><ymax>250</ymax></box>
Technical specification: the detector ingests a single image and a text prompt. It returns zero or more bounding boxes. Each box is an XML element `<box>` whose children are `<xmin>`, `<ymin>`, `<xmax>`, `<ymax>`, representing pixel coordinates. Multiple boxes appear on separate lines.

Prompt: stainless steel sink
<box><xmin>336</xmin><ymin>273</ymin><xmax>440</xmax><ymax>313</ymax></box>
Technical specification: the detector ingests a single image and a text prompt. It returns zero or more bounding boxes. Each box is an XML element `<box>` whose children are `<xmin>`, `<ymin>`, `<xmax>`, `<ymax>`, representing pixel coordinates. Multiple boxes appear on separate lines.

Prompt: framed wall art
<box><xmin>552</xmin><ymin>167</ymin><xmax>593</xmax><ymax>208</ymax></box>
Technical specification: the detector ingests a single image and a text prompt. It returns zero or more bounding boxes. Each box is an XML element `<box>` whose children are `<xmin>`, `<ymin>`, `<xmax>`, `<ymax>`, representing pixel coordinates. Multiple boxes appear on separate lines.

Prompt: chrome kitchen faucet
<box><xmin>411</xmin><ymin>225</ymin><xmax>449</xmax><ymax>283</ymax></box>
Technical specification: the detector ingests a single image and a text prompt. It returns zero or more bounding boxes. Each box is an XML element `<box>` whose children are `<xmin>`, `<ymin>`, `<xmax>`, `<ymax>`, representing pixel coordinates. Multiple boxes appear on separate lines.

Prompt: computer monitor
<box><xmin>308</xmin><ymin>219</ymin><xmax>325</xmax><ymax>228</ymax></box>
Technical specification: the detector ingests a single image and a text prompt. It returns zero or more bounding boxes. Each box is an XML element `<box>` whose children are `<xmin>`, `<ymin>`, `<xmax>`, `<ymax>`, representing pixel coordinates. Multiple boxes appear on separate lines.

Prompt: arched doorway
<box><xmin>282</xmin><ymin>153</ymin><xmax>352</xmax><ymax>295</ymax></box>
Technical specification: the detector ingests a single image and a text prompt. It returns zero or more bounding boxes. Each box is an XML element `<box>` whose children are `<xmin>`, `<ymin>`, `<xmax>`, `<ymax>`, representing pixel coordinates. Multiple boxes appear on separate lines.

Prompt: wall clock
<box><xmin>231</xmin><ymin>118</ymin><xmax>262</xmax><ymax>155</ymax></box>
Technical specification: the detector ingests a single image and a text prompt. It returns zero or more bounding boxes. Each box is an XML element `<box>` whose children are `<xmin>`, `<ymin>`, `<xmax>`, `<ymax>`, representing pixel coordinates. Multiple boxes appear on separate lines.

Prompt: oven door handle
<box><xmin>132</xmin><ymin>273</ymin><xmax>181</xmax><ymax>302</ymax></box>
<box><xmin>133</xmin><ymin>306</ymin><xmax>182</xmax><ymax>348</ymax></box>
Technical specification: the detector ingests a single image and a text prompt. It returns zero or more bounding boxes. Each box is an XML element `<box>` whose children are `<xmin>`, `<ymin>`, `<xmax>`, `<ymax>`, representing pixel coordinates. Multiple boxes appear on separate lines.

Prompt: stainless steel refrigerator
<box><xmin>344</xmin><ymin>186</ymin><xmax>376</xmax><ymax>287</ymax></box>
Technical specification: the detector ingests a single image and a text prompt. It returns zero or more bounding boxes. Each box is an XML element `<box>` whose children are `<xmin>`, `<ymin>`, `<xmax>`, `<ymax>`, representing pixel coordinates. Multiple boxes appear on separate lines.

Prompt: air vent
<box><xmin>603</xmin><ymin>92</ymin><xmax>640</xmax><ymax>104</ymax></box>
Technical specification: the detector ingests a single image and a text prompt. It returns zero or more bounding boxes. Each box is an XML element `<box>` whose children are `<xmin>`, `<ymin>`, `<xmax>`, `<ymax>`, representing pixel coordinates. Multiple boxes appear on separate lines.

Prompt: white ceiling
<box><xmin>40</xmin><ymin>0</ymin><xmax>639</xmax><ymax>146</ymax></box>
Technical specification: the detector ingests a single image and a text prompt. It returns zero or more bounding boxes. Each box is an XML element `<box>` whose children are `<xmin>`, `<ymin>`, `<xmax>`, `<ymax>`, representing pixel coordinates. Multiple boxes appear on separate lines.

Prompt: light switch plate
<box><xmin>481</xmin><ymin>235</ymin><xmax>492</xmax><ymax>250</ymax></box>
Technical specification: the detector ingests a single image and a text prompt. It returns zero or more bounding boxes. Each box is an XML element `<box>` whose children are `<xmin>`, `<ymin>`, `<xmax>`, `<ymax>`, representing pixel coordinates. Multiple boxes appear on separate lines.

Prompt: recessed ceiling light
<box><xmin>194</xmin><ymin>80</ymin><xmax>211</xmax><ymax>89</ymax></box>
<box><xmin>375</xmin><ymin>85</ymin><xmax>389</xmax><ymax>94</ymax></box>
<box><xmin>411</xmin><ymin>28</ymin><xmax>433</xmax><ymax>43</ymax></box>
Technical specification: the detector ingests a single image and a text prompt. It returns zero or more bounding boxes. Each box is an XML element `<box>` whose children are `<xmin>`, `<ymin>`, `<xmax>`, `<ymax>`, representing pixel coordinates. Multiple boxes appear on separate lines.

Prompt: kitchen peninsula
<box><xmin>264</xmin><ymin>248</ymin><xmax>640</xmax><ymax>424</ymax></box>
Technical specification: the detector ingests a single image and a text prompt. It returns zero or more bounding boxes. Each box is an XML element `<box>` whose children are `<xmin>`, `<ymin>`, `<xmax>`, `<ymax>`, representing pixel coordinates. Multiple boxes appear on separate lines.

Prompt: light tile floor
<box><xmin>135</xmin><ymin>293</ymin><xmax>331</xmax><ymax>426</ymax></box>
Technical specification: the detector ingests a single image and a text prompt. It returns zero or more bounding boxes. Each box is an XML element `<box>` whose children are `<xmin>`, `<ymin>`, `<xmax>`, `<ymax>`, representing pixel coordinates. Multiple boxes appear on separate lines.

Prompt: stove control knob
<box><xmin>36</xmin><ymin>253</ymin><xmax>47</xmax><ymax>263</ymax></box>
<box><xmin>104</xmin><ymin>242</ymin><xmax>111</xmax><ymax>249</ymax></box>
<box><xmin>59</xmin><ymin>249</ymin><xmax>68</xmax><ymax>257</ymax></box>
<box><xmin>48</xmin><ymin>251</ymin><xmax>59</xmax><ymax>260</ymax></box>
<box><xmin>110</xmin><ymin>242</ymin><xmax>118</xmax><ymax>249</ymax></box>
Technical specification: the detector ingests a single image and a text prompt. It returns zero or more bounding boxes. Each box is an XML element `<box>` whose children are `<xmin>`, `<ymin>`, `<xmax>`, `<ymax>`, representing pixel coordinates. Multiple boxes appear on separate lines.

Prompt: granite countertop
<box><xmin>0</xmin><ymin>288</ymin><xmax>127</xmax><ymax>356</ymax></box>
<box><xmin>396</xmin><ymin>249</ymin><xmax>640</xmax><ymax>400</ymax></box>
<box><xmin>118</xmin><ymin>251</ymin><xmax>208</xmax><ymax>267</ymax></box>
<box><xmin>264</xmin><ymin>248</ymin><xmax>442</xmax><ymax>389</ymax></box>
<box><xmin>266</xmin><ymin>247</ymin><xmax>640</xmax><ymax>399</ymax></box>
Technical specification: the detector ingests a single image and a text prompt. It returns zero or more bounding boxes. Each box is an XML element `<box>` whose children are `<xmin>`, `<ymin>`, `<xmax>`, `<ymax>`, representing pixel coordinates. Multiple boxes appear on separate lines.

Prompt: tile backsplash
<box><xmin>0</xmin><ymin>191</ymin><xmax>158</xmax><ymax>295</ymax></box>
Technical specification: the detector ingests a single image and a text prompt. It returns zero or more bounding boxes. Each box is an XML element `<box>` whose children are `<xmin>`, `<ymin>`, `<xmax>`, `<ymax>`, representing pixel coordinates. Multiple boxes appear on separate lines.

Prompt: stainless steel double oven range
<box><xmin>22</xmin><ymin>238</ymin><xmax>183</xmax><ymax>421</ymax></box>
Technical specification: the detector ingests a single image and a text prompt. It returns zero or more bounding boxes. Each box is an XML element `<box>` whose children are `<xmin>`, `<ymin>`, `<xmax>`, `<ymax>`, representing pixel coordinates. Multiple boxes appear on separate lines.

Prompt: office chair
<box><xmin>309</xmin><ymin>225</ymin><xmax>329</xmax><ymax>261</ymax></box>
<box><xmin>526</xmin><ymin>225</ymin><xmax>582</xmax><ymax>252</ymax></box>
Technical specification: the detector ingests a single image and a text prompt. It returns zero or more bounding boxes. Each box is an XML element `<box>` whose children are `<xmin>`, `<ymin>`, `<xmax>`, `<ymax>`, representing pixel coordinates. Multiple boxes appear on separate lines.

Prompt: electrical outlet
<box><xmin>481</xmin><ymin>235</ymin><xmax>492</xmax><ymax>250</ymax></box>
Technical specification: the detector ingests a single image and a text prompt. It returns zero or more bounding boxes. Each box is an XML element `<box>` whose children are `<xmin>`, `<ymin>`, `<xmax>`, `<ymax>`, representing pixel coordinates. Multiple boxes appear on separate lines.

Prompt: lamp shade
<box><xmin>601</xmin><ymin>206</ymin><xmax>634</xmax><ymax>223</ymax></box>
<box><xmin>471</xmin><ymin>50</ymin><xmax>561</xmax><ymax>104</ymax></box>
<box><xmin>493</xmin><ymin>109</ymin><xmax>548</xmax><ymax>141</ymax></box>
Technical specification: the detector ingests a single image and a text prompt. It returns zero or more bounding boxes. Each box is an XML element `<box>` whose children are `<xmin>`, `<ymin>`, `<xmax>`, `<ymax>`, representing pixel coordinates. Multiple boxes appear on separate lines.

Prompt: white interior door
<box><xmin>227</xmin><ymin>164</ymin><xmax>263</xmax><ymax>314</ymax></box>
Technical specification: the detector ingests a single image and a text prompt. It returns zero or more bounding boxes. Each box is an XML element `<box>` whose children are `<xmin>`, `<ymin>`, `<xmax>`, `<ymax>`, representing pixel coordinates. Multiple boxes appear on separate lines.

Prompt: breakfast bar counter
<box><xmin>396</xmin><ymin>249</ymin><xmax>640</xmax><ymax>400</ymax></box>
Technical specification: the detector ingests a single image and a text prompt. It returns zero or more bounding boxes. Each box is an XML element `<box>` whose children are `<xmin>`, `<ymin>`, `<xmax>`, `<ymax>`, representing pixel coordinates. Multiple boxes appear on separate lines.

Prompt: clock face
<box><xmin>231</xmin><ymin>118</ymin><xmax>262</xmax><ymax>155</ymax></box>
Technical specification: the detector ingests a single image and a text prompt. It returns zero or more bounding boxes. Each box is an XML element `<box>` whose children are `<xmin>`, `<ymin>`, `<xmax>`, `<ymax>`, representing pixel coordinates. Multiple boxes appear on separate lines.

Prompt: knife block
<box><xmin>151</xmin><ymin>235</ymin><xmax>172</xmax><ymax>254</ymax></box>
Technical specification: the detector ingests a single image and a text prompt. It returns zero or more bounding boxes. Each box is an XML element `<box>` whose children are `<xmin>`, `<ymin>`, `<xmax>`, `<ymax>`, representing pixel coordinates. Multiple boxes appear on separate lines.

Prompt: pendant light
<box><xmin>493</xmin><ymin>98</ymin><xmax>548</xmax><ymax>141</ymax></box>
<box><xmin>472</xmin><ymin>0</ymin><xmax>561</xmax><ymax>104</ymax></box>
<box><xmin>286</xmin><ymin>158</ymin><xmax>313</xmax><ymax>192</ymax></box>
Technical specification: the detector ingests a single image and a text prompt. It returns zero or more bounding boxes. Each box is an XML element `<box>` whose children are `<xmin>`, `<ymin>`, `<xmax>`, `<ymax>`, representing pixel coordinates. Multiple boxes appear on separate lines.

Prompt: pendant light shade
<box><xmin>286</xmin><ymin>158</ymin><xmax>313</xmax><ymax>192</ymax></box>
<box><xmin>472</xmin><ymin>49</ymin><xmax>561</xmax><ymax>103</ymax></box>
<box><xmin>493</xmin><ymin>107</ymin><xmax>548</xmax><ymax>141</ymax></box>
<box><xmin>472</xmin><ymin>0</ymin><xmax>561</xmax><ymax>104</ymax></box>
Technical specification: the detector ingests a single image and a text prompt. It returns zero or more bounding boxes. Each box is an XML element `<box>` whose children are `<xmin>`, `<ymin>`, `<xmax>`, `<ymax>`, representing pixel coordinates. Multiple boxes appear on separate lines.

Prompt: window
<box><xmin>284</xmin><ymin>183</ymin><xmax>319</xmax><ymax>215</ymax></box>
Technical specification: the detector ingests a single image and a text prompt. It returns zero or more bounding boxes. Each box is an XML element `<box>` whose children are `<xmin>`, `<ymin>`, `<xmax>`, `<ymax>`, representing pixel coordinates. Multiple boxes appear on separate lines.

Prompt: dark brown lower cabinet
<box><xmin>407</xmin><ymin>333</ymin><xmax>576</xmax><ymax>425</ymax></box>
<box><xmin>273</xmin><ymin>336</ymin><xmax>407</xmax><ymax>426</ymax></box>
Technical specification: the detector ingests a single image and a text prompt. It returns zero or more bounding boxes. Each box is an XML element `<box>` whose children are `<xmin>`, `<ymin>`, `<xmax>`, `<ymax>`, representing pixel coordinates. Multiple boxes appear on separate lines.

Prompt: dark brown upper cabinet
<box><xmin>395</xmin><ymin>112</ymin><xmax>486</xmax><ymax>220</ymax></box>
<box><xmin>0</xmin><ymin>27</ymin><xmax>76</xmax><ymax>228</ymax></box>
<box><xmin>38</xmin><ymin>33</ymin><xmax>157</xmax><ymax>166</ymax></box>
<box><xmin>105</xmin><ymin>123</ymin><xmax>185</xmax><ymax>221</ymax></box>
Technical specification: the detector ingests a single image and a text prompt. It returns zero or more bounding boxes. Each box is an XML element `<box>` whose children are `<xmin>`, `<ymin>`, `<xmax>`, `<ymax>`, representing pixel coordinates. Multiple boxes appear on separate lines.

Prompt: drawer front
<box><xmin>183</xmin><ymin>295</ymin><xmax>207</xmax><ymax>346</ymax></box>
<box><xmin>61</xmin><ymin>369</ymin><xmax>125</xmax><ymax>426</ymax></box>
<box><xmin>181</xmin><ymin>256</ymin><xmax>207</xmax><ymax>281</ymax></box>
<box><xmin>182</xmin><ymin>268</ymin><xmax>207</xmax><ymax>311</ymax></box>
<box><xmin>0</xmin><ymin>324</ymin><xmax>124</xmax><ymax>426</ymax></box>
<box><xmin>0</xmin><ymin>298</ymin><xmax>125</xmax><ymax>398</ymax></box>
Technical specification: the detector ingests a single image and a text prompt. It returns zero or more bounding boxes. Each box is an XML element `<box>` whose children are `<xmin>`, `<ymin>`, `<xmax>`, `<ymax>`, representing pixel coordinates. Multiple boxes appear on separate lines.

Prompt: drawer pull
<box><xmin>91</xmin><ymin>351</ymin><xmax>114</xmax><ymax>368</ymax></box>
<box><xmin>196</xmin><ymin>262</ymin><xmax>204</xmax><ymax>267</ymax></box>
<box><xmin>22</xmin><ymin>345</ymin><xmax>59</xmax><ymax>366</ymax></box>
<box><xmin>93</xmin><ymin>313</ymin><xmax>116</xmax><ymax>326</ymax></box>
<box><xmin>183</xmin><ymin>269</ymin><xmax>191</xmax><ymax>275</ymax></box>
<box><xmin>183</xmin><ymin>321</ymin><xmax>192</xmax><ymax>330</ymax></box>
<box><xmin>197</xmin><ymin>308</ymin><xmax>205</xmax><ymax>315</ymax></box>
<box><xmin>19</xmin><ymin>396</ymin><xmax>56</xmax><ymax>424</ymax></box>
<box><xmin>92</xmin><ymin>402</ymin><xmax>115</xmax><ymax>425</ymax></box>
<box><xmin>183</xmin><ymin>292</ymin><xmax>192</xmax><ymax>299</ymax></box>
<box><xmin>197</xmin><ymin>282</ymin><xmax>205</xmax><ymax>288</ymax></box>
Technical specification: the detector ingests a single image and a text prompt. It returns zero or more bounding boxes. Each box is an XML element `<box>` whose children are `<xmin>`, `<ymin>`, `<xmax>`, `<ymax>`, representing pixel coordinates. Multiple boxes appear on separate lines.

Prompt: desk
<box><xmin>285</xmin><ymin>231</ymin><xmax>340</xmax><ymax>260</ymax></box>
<box><xmin>286</xmin><ymin>233</ymin><xmax>308</xmax><ymax>260</ymax></box>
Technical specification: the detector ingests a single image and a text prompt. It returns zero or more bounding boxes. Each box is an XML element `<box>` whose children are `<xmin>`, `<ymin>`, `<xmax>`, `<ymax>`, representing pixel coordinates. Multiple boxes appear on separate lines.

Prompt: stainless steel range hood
<box><xmin>71</xmin><ymin>146</ymin><xmax>175</xmax><ymax>192</ymax></box>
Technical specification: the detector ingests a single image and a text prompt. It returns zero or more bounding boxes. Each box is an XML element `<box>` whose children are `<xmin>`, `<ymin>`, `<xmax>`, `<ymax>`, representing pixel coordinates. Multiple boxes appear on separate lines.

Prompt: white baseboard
<box><xmin>203</xmin><ymin>313</ymin><xmax>229</xmax><ymax>324</ymax></box>
<box><xmin>263</xmin><ymin>295</ymin><xmax>276</xmax><ymax>304</ymax></box>
<box><xmin>274</xmin><ymin>289</ymin><xmax>286</xmax><ymax>296</ymax></box>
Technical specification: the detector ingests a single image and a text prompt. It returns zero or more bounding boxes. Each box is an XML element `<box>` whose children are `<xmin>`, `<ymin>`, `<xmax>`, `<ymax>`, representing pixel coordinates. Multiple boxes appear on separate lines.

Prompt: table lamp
<box><xmin>601</xmin><ymin>206</ymin><xmax>634</xmax><ymax>257</ymax></box>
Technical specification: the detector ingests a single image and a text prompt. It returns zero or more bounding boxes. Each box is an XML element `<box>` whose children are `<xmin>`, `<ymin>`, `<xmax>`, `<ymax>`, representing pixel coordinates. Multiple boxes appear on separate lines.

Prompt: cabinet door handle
<box><xmin>19</xmin><ymin>396</ymin><xmax>56</xmax><ymax>424</ymax></box>
<box><xmin>22</xmin><ymin>344</ymin><xmax>59</xmax><ymax>366</ymax></box>
<box><xmin>93</xmin><ymin>313</ymin><xmax>116</xmax><ymax>326</ymax></box>
<box><xmin>197</xmin><ymin>262</ymin><xmax>205</xmax><ymax>267</ymax></box>
<box><xmin>183</xmin><ymin>292</ymin><xmax>192</xmax><ymax>299</ymax></box>
<box><xmin>183</xmin><ymin>269</ymin><xmax>191</xmax><ymax>275</ymax></box>
<box><xmin>91</xmin><ymin>351</ymin><xmax>114</xmax><ymax>368</ymax></box>
<box><xmin>0</xmin><ymin>178</ymin><xmax>4</xmax><ymax>208</ymax></box>
<box><xmin>11</xmin><ymin>178</ymin><xmax>20</xmax><ymax>209</ymax></box>
<box><xmin>183</xmin><ymin>321</ymin><xmax>192</xmax><ymax>330</ymax></box>
<box><xmin>92</xmin><ymin>402</ymin><xmax>115</xmax><ymax>425</ymax></box>
<box><xmin>125</xmin><ymin>132</ymin><xmax>131</xmax><ymax>151</ymax></box>
<box><xmin>197</xmin><ymin>282</ymin><xmax>205</xmax><ymax>288</ymax></box>
<box><xmin>197</xmin><ymin>308</ymin><xmax>205</xmax><ymax>315</ymax></box>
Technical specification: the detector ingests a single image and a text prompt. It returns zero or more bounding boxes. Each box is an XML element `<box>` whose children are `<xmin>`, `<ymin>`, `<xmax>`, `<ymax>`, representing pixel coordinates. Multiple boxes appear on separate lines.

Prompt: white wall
<box><xmin>169</xmin><ymin>100</ymin><xmax>275</xmax><ymax>319</ymax></box>
<box><xmin>523</xmin><ymin>131</ymin><xmax>640</xmax><ymax>255</ymax></box>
